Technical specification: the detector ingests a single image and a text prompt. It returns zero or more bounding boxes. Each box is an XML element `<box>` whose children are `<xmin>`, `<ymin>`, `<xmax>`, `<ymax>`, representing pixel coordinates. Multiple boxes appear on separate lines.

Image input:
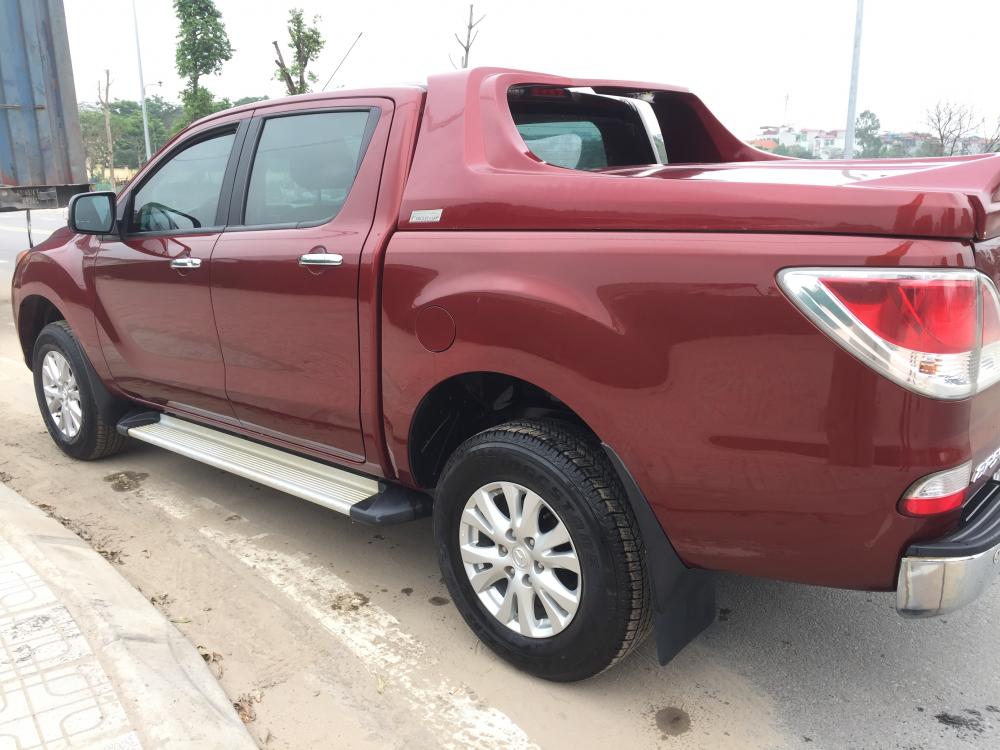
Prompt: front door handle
<box><xmin>170</xmin><ymin>257</ymin><xmax>202</xmax><ymax>270</ymax></box>
<box><xmin>299</xmin><ymin>253</ymin><xmax>343</xmax><ymax>267</ymax></box>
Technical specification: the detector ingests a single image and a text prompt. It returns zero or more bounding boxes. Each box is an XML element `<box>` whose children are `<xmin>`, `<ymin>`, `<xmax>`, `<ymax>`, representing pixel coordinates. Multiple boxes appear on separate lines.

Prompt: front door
<box><xmin>93</xmin><ymin>120</ymin><xmax>247</xmax><ymax>420</ymax></box>
<box><xmin>210</xmin><ymin>101</ymin><xmax>390</xmax><ymax>461</ymax></box>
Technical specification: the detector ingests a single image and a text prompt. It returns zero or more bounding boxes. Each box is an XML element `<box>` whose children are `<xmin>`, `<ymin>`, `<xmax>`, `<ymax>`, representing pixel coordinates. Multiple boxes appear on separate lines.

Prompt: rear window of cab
<box><xmin>508</xmin><ymin>86</ymin><xmax>660</xmax><ymax>170</ymax></box>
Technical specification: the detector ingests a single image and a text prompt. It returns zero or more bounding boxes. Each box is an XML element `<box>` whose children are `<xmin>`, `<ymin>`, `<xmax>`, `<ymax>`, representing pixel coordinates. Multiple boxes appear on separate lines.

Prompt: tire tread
<box><xmin>441</xmin><ymin>418</ymin><xmax>652</xmax><ymax>677</ymax></box>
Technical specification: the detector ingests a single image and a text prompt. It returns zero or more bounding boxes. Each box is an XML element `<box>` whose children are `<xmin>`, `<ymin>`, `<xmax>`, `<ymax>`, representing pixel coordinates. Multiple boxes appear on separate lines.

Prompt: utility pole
<box><xmin>843</xmin><ymin>0</ymin><xmax>864</xmax><ymax>159</ymax></box>
<box><xmin>132</xmin><ymin>0</ymin><xmax>151</xmax><ymax>162</ymax></box>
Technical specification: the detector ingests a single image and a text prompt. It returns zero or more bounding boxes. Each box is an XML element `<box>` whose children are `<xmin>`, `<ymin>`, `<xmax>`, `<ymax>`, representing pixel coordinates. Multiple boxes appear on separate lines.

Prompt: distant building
<box><xmin>747</xmin><ymin>126</ymin><xmax>994</xmax><ymax>159</ymax></box>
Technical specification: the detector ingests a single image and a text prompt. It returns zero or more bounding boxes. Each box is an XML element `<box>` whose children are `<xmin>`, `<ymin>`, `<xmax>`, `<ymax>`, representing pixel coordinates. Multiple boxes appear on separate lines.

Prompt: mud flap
<box><xmin>602</xmin><ymin>444</ymin><xmax>716</xmax><ymax>665</ymax></box>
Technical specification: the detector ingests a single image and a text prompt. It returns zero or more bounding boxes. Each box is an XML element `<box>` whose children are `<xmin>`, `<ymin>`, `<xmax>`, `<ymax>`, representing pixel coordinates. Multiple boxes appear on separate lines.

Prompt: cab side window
<box><xmin>130</xmin><ymin>131</ymin><xmax>236</xmax><ymax>233</ymax></box>
<box><xmin>243</xmin><ymin>110</ymin><xmax>370</xmax><ymax>227</ymax></box>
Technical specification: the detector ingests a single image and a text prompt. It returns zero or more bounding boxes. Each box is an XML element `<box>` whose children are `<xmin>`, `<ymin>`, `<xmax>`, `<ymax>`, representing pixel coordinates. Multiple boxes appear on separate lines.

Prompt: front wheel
<box><xmin>434</xmin><ymin>419</ymin><xmax>651</xmax><ymax>681</ymax></box>
<box><xmin>32</xmin><ymin>321</ymin><xmax>129</xmax><ymax>460</ymax></box>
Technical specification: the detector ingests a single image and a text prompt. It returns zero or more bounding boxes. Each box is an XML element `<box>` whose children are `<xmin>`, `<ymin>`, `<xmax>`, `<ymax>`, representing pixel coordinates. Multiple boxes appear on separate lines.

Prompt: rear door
<box><xmin>210</xmin><ymin>98</ymin><xmax>391</xmax><ymax>461</ymax></box>
<box><xmin>93</xmin><ymin>117</ymin><xmax>248</xmax><ymax>419</ymax></box>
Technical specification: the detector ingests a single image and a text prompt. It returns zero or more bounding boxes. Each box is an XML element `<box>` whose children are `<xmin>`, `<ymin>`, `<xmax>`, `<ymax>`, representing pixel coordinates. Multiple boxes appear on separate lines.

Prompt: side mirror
<box><xmin>68</xmin><ymin>191</ymin><xmax>116</xmax><ymax>234</ymax></box>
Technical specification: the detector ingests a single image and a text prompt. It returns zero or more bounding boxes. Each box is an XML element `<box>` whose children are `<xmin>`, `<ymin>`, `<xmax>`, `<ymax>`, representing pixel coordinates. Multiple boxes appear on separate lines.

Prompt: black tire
<box><xmin>434</xmin><ymin>419</ymin><xmax>652</xmax><ymax>681</ymax></box>
<box><xmin>32</xmin><ymin>321</ymin><xmax>130</xmax><ymax>460</ymax></box>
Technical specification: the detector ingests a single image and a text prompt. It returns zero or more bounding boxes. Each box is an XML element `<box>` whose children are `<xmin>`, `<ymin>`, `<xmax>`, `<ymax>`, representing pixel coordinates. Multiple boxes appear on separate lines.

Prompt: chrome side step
<box><xmin>123</xmin><ymin>414</ymin><xmax>429</xmax><ymax>523</ymax></box>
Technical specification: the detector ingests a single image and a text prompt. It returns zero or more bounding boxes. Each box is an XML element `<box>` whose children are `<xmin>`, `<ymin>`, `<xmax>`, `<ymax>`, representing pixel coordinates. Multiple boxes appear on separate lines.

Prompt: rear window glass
<box><xmin>515</xmin><ymin>120</ymin><xmax>607</xmax><ymax>170</ymax></box>
<box><xmin>508</xmin><ymin>87</ymin><xmax>656</xmax><ymax>171</ymax></box>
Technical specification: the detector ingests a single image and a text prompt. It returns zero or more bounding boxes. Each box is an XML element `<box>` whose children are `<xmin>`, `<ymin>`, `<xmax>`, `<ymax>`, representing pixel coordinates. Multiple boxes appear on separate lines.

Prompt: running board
<box><xmin>122</xmin><ymin>413</ymin><xmax>430</xmax><ymax>524</ymax></box>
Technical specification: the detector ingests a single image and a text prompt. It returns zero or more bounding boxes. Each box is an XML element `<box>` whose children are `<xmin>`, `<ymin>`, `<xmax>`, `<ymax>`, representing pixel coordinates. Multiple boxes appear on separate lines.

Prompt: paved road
<box><xmin>0</xmin><ymin>208</ymin><xmax>65</xmax><ymax>264</ymax></box>
<box><xmin>1</xmin><ymin>223</ymin><xmax>999</xmax><ymax>748</ymax></box>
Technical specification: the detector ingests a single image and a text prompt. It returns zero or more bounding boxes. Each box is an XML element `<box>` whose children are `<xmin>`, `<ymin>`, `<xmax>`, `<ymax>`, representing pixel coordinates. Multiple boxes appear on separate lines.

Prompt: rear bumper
<box><xmin>897</xmin><ymin>481</ymin><xmax>1000</xmax><ymax>617</ymax></box>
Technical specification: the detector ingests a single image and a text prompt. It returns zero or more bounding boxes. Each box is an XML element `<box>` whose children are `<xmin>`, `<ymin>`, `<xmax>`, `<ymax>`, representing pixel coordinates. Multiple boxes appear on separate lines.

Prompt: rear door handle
<box><xmin>170</xmin><ymin>257</ymin><xmax>202</xmax><ymax>270</ymax></box>
<box><xmin>299</xmin><ymin>253</ymin><xmax>343</xmax><ymax>267</ymax></box>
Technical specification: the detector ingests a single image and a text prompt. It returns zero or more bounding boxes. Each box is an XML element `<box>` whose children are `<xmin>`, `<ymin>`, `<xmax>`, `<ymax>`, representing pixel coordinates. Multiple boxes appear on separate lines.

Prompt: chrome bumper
<box><xmin>896</xmin><ymin>540</ymin><xmax>1000</xmax><ymax>617</ymax></box>
<box><xmin>897</xmin><ymin>481</ymin><xmax>1000</xmax><ymax>617</ymax></box>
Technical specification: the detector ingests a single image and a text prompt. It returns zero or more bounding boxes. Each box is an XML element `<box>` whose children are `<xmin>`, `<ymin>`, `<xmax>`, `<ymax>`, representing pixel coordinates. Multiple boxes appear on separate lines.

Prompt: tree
<box><xmin>984</xmin><ymin>116</ymin><xmax>1000</xmax><ymax>153</ymax></box>
<box><xmin>855</xmin><ymin>110</ymin><xmax>885</xmax><ymax>158</ymax></box>
<box><xmin>173</xmin><ymin>0</ymin><xmax>233</xmax><ymax>123</ymax></box>
<box><xmin>79</xmin><ymin>105</ymin><xmax>109</xmax><ymax>181</ymax></box>
<box><xmin>451</xmin><ymin>4</ymin><xmax>485</xmax><ymax>68</ymax></box>
<box><xmin>916</xmin><ymin>140</ymin><xmax>940</xmax><ymax>158</ymax></box>
<box><xmin>885</xmin><ymin>142</ymin><xmax>909</xmax><ymax>159</ymax></box>
<box><xmin>925</xmin><ymin>101</ymin><xmax>979</xmax><ymax>156</ymax></box>
<box><xmin>233</xmin><ymin>95</ymin><xmax>269</xmax><ymax>107</ymax></box>
<box><xmin>79</xmin><ymin>96</ymin><xmax>186</xmax><ymax>178</ymax></box>
<box><xmin>773</xmin><ymin>144</ymin><xmax>815</xmax><ymax>159</ymax></box>
<box><xmin>96</xmin><ymin>71</ymin><xmax>115</xmax><ymax>187</ymax></box>
<box><xmin>273</xmin><ymin>9</ymin><xmax>325</xmax><ymax>95</ymax></box>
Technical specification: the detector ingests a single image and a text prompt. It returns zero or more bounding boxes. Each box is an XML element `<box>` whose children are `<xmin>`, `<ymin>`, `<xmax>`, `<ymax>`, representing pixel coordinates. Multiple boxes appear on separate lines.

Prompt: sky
<box><xmin>63</xmin><ymin>0</ymin><xmax>1000</xmax><ymax>139</ymax></box>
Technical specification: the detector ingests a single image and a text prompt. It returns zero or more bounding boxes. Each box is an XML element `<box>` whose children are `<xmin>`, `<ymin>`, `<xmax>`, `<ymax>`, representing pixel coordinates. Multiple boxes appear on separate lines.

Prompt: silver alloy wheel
<box><xmin>459</xmin><ymin>481</ymin><xmax>582</xmax><ymax>638</ymax></box>
<box><xmin>41</xmin><ymin>350</ymin><xmax>82</xmax><ymax>439</ymax></box>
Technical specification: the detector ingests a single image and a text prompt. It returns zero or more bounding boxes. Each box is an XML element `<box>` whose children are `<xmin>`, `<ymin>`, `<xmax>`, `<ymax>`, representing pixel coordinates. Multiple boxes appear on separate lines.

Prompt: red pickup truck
<box><xmin>11</xmin><ymin>68</ymin><xmax>1000</xmax><ymax>682</ymax></box>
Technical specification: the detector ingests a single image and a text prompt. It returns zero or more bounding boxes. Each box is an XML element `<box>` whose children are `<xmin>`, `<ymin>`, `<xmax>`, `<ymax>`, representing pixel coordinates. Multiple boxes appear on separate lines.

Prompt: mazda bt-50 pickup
<box><xmin>12</xmin><ymin>67</ymin><xmax>1000</xmax><ymax>681</ymax></box>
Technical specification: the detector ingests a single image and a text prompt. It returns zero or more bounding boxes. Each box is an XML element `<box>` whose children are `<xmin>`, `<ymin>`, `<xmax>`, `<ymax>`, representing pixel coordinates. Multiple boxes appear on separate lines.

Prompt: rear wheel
<box><xmin>32</xmin><ymin>321</ymin><xmax>129</xmax><ymax>460</ymax></box>
<box><xmin>434</xmin><ymin>419</ymin><xmax>651</xmax><ymax>681</ymax></box>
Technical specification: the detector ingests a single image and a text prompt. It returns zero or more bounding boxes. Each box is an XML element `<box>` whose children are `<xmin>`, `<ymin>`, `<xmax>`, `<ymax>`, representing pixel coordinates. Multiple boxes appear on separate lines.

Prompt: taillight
<box><xmin>778</xmin><ymin>268</ymin><xmax>1000</xmax><ymax>399</ymax></box>
<box><xmin>899</xmin><ymin>461</ymin><xmax>972</xmax><ymax>516</ymax></box>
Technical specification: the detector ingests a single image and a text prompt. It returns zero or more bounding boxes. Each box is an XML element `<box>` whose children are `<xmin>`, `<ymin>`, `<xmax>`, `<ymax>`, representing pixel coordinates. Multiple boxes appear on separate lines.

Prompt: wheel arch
<box><xmin>407</xmin><ymin>370</ymin><xmax>596</xmax><ymax>490</ymax></box>
<box><xmin>17</xmin><ymin>294</ymin><xmax>67</xmax><ymax>369</ymax></box>
<box><xmin>407</xmin><ymin>369</ymin><xmax>719</xmax><ymax>669</ymax></box>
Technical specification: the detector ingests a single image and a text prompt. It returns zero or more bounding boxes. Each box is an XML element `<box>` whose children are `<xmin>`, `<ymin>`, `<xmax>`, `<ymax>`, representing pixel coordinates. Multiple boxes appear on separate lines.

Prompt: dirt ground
<box><xmin>2</xmin><ymin>218</ymin><xmax>999</xmax><ymax>749</ymax></box>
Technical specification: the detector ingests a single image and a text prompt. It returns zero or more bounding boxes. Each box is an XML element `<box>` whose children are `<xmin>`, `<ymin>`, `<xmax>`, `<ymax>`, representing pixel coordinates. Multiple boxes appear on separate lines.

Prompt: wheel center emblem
<box><xmin>512</xmin><ymin>546</ymin><xmax>530</xmax><ymax>570</ymax></box>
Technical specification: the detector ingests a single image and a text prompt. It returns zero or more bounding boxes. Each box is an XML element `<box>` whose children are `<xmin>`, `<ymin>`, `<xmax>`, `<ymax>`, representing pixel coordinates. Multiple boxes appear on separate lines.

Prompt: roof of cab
<box><xmin>190</xmin><ymin>83</ymin><xmax>428</xmax><ymax>129</ymax></box>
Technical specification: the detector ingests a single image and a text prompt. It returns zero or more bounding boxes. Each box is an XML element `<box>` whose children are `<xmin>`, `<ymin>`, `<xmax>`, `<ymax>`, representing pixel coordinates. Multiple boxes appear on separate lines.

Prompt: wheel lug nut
<box><xmin>526</xmin><ymin>537</ymin><xmax>534</xmax><ymax>548</ymax></box>
<box><xmin>499</xmin><ymin>546</ymin><xmax>507</xmax><ymax>555</ymax></box>
<box><xmin>534</xmin><ymin>561</ymin><xmax>543</xmax><ymax>573</ymax></box>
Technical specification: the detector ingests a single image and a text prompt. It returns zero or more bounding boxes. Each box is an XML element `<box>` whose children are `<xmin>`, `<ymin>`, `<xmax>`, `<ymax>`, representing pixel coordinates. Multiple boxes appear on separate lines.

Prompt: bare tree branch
<box><xmin>926</xmin><ymin>101</ymin><xmax>981</xmax><ymax>156</ymax></box>
<box><xmin>984</xmin><ymin>116</ymin><xmax>1000</xmax><ymax>153</ymax></box>
<box><xmin>272</xmin><ymin>40</ymin><xmax>297</xmax><ymax>96</ymax></box>
<box><xmin>452</xmin><ymin>4</ymin><xmax>485</xmax><ymax>69</ymax></box>
<box><xmin>97</xmin><ymin>70</ymin><xmax>115</xmax><ymax>188</ymax></box>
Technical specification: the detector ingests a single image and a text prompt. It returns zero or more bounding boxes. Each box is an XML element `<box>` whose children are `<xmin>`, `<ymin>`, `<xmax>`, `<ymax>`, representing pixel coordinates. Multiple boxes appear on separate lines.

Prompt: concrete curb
<box><xmin>0</xmin><ymin>484</ymin><xmax>257</xmax><ymax>749</ymax></box>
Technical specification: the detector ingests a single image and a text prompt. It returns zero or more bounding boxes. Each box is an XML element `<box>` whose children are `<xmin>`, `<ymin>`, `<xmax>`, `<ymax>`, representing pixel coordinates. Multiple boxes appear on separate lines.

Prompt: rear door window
<box><xmin>243</xmin><ymin>110</ymin><xmax>371</xmax><ymax>227</ymax></box>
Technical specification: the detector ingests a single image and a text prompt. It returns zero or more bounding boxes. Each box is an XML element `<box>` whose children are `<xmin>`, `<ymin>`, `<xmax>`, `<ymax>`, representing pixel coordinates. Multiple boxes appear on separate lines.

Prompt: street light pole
<box><xmin>843</xmin><ymin>0</ymin><xmax>864</xmax><ymax>159</ymax></box>
<box><xmin>132</xmin><ymin>0</ymin><xmax>151</xmax><ymax>162</ymax></box>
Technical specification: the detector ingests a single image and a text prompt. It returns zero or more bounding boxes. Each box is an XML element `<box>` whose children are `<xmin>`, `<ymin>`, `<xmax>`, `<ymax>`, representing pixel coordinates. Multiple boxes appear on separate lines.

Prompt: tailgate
<box><xmin>862</xmin><ymin>152</ymin><xmax>1000</xmax><ymax>241</ymax></box>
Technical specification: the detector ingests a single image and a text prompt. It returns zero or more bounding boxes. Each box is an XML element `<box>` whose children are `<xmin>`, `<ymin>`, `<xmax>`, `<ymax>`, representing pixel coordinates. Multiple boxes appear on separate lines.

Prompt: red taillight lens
<box><xmin>899</xmin><ymin>461</ymin><xmax>972</xmax><ymax>516</ymax></box>
<box><xmin>778</xmin><ymin>268</ymin><xmax>1000</xmax><ymax>400</ymax></box>
<box><xmin>900</xmin><ymin>490</ymin><xmax>965</xmax><ymax>516</ymax></box>
<box><xmin>822</xmin><ymin>277</ymin><xmax>977</xmax><ymax>354</ymax></box>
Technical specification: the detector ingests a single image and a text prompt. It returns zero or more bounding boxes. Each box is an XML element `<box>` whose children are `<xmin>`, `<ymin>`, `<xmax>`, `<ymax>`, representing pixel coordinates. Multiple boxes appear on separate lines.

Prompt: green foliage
<box><xmin>773</xmin><ymin>144</ymin><xmax>815</xmax><ymax>159</ymax></box>
<box><xmin>855</xmin><ymin>110</ymin><xmax>885</xmax><ymax>158</ymax></box>
<box><xmin>884</xmin><ymin>142</ymin><xmax>910</xmax><ymax>159</ymax></box>
<box><xmin>233</xmin><ymin>95</ymin><xmax>269</xmax><ymax>107</ymax></box>
<box><xmin>917</xmin><ymin>140</ymin><xmax>942</xmax><ymax>157</ymax></box>
<box><xmin>179</xmin><ymin>85</ymin><xmax>231</xmax><ymax>126</ymax></box>
<box><xmin>173</xmin><ymin>0</ymin><xmax>233</xmax><ymax>124</ymax></box>
<box><xmin>79</xmin><ymin>96</ymin><xmax>185</xmax><ymax>176</ymax></box>
<box><xmin>79</xmin><ymin>106</ymin><xmax>109</xmax><ymax>179</ymax></box>
<box><xmin>274</xmin><ymin>8</ymin><xmax>325</xmax><ymax>95</ymax></box>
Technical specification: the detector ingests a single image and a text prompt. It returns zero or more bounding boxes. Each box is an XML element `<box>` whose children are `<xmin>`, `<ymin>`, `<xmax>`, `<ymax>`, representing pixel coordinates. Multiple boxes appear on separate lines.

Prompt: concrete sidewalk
<box><xmin>0</xmin><ymin>484</ymin><xmax>256</xmax><ymax>749</ymax></box>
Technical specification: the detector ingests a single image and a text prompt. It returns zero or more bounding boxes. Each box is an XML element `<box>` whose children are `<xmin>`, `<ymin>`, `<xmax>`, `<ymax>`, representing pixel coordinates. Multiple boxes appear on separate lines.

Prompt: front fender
<box><xmin>12</xmin><ymin>228</ymin><xmax>110</xmax><ymax>382</ymax></box>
